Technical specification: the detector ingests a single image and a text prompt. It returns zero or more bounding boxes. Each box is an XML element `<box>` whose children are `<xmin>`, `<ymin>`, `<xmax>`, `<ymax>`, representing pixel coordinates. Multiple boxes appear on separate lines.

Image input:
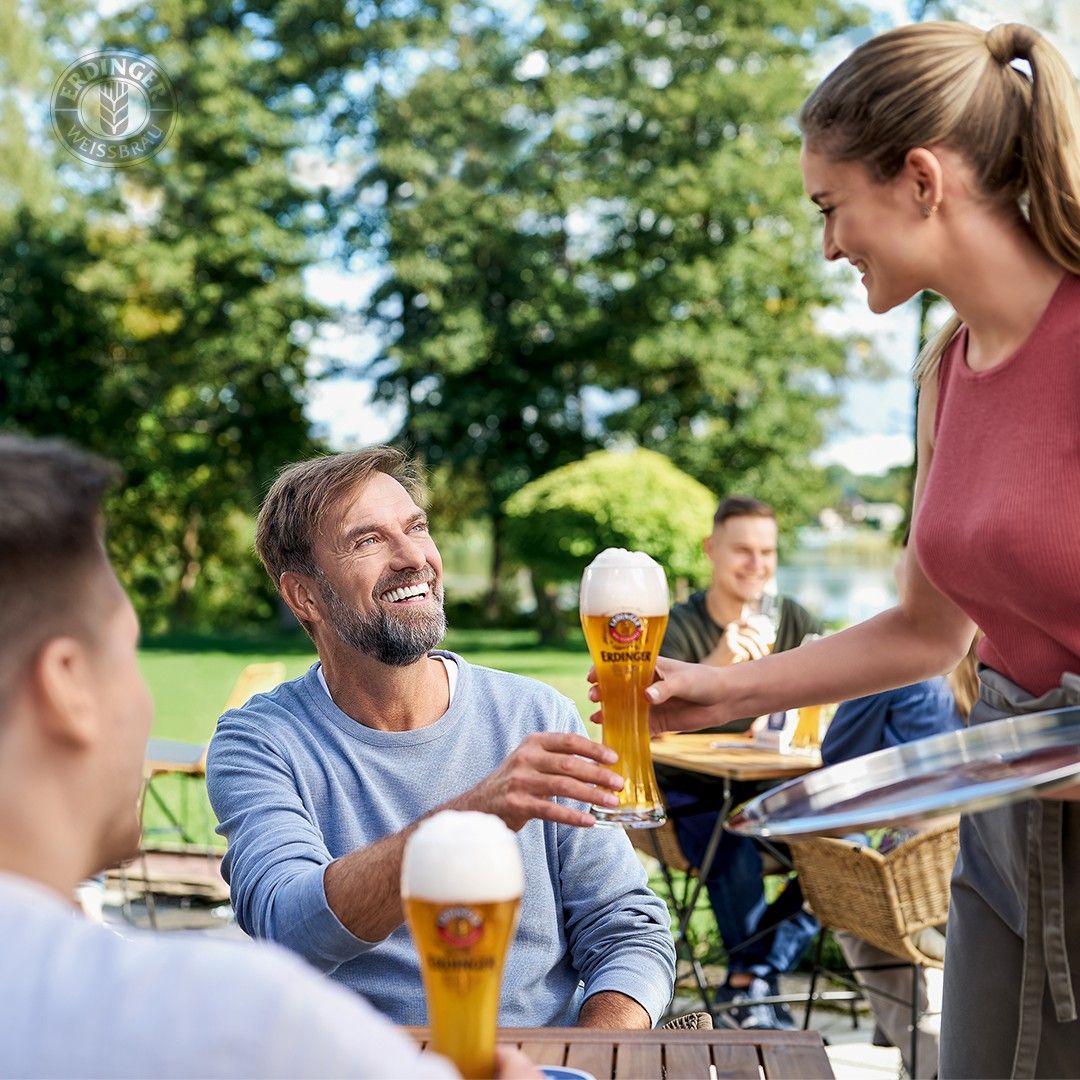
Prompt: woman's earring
<box><xmin>921</xmin><ymin>203</ymin><xmax>939</xmax><ymax>219</ymax></box>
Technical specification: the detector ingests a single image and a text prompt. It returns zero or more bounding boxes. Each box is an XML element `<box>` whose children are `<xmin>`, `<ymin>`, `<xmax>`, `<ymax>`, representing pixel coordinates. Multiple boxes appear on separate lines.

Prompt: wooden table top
<box><xmin>649</xmin><ymin>733</ymin><xmax>821</xmax><ymax>782</ymax></box>
<box><xmin>409</xmin><ymin>1027</ymin><xmax>833</xmax><ymax>1079</ymax></box>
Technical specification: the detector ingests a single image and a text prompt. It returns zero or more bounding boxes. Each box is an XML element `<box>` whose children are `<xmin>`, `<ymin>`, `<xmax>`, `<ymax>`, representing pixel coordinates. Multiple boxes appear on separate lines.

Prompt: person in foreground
<box><xmin>818</xmin><ymin>550</ymin><xmax>975</xmax><ymax>1079</ymax></box>
<box><xmin>595</xmin><ymin>22</ymin><xmax>1080</xmax><ymax>1078</ymax></box>
<box><xmin>0</xmin><ymin>435</ymin><xmax>525</xmax><ymax>1079</ymax></box>
<box><xmin>206</xmin><ymin>447</ymin><xmax>675</xmax><ymax>1030</ymax></box>
<box><xmin>657</xmin><ymin>496</ymin><xmax>822</xmax><ymax>1028</ymax></box>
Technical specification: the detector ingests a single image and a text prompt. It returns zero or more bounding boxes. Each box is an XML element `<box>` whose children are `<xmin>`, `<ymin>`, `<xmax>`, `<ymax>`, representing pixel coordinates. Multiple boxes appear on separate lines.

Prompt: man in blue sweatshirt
<box><xmin>206</xmin><ymin>447</ymin><xmax>676</xmax><ymax>1031</ymax></box>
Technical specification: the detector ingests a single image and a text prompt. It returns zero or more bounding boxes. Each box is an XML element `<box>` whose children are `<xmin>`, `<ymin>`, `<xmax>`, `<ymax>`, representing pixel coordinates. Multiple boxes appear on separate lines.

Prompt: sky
<box><xmin>302</xmin><ymin>0</ymin><xmax>1080</xmax><ymax>476</ymax></box>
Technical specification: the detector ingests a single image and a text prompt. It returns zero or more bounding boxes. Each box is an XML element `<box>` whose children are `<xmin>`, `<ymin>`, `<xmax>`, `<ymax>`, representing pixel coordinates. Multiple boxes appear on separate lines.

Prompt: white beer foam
<box><xmin>580</xmin><ymin>547</ymin><xmax>669</xmax><ymax>617</ymax></box>
<box><xmin>401</xmin><ymin>810</ymin><xmax>524</xmax><ymax>902</ymax></box>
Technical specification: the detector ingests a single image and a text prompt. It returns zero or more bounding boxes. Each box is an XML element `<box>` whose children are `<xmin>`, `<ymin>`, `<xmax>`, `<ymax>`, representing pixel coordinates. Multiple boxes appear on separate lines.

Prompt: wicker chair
<box><xmin>662</xmin><ymin>1011</ymin><xmax>714</xmax><ymax>1030</ymax></box>
<box><xmin>789</xmin><ymin>821</ymin><xmax>958</xmax><ymax>966</ymax></box>
<box><xmin>789</xmin><ymin>820</ymin><xmax>960</xmax><ymax>1077</ymax></box>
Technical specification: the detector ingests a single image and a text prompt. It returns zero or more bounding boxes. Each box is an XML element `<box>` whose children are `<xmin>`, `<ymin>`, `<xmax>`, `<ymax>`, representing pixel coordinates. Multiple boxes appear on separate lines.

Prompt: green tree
<box><xmin>358</xmin><ymin>0</ymin><xmax>871</xmax><ymax>613</ymax></box>
<box><xmin>504</xmin><ymin>449</ymin><xmax>715</xmax><ymax>641</ymax></box>
<box><xmin>98</xmin><ymin>0</ymin><xmax>471</xmax><ymax>627</ymax></box>
<box><xmin>535</xmin><ymin>0</ymin><xmax>865</xmax><ymax>525</ymax></box>
<box><xmin>0</xmin><ymin>0</ymin><xmax>65</xmax><ymax>218</ymax></box>
<box><xmin>356</xmin><ymin>11</ymin><xmax>602</xmax><ymax>615</ymax></box>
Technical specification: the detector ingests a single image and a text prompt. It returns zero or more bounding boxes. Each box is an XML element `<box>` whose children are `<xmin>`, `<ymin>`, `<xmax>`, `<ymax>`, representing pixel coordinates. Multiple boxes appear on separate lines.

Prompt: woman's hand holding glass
<box><xmin>588</xmin><ymin>655</ymin><xmax>739</xmax><ymax>736</ymax></box>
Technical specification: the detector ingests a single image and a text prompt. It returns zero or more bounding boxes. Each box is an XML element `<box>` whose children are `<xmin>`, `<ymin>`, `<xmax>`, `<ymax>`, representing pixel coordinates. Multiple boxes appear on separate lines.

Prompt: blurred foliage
<box><xmin>357</xmin><ymin>0</ymin><xmax>872</xmax><ymax>604</ymax></box>
<box><xmin>2</xmin><ymin>0</ymin><xmax>892</xmax><ymax>633</ymax></box>
<box><xmin>825</xmin><ymin>462</ymin><xmax>914</xmax><ymax>509</ymax></box>
<box><xmin>505</xmin><ymin>448</ymin><xmax>715</xmax><ymax>583</ymax></box>
<box><xmin>538</xmin><ymin>0</ymin><xmax>866</xmax><ymax>526</ymax></box>
<box><xmin>356</xmin><ymin>10</ymin><xmax>603</xmax><ymax>608</ymax></box>
<box><xmin>504</xmin><ymin>448</ymin><xmax>715</xmax><ymax>640</ymax></box>
<box><xmin>0</xmin><ymin>0</ymin><xmax>388</xmax><ymax>629</ymax></box>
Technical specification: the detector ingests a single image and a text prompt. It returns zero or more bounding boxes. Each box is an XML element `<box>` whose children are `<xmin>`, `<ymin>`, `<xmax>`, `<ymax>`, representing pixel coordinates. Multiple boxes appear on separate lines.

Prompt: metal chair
<box><xmin>628</xmin><ymin>812</ymin><xmax>804</xmax><ymax>1023</ymax></box>
<box><xmin>142</xmin><ymin>661</ymin><xmax>286</xmax><ymax>843</ymax></box>
<box><xmin>123</xmin><ymin>662</ymin><xmax>286</xmax><ymax>923</ymax></box>
<box><xmin>790</xmin><ymin>821</ymin><xmax>960</xmax><ymax>1079</ymax></box>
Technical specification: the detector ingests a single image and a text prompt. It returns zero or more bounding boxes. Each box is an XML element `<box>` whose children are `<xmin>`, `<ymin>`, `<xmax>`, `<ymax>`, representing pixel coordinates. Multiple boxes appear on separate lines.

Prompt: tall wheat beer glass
<box><xmin>402</xmin><ymin>811</ymin><xmax>523</xmax><ymax>1079</ymax></box>
<box><xmin>580</xmin><ymin>548</ymin><xmax>669</xmax><ymax>828</ymax></box>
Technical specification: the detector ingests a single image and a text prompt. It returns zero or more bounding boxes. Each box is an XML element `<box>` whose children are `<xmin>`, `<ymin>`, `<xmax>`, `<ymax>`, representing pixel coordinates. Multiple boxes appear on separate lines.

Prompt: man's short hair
<box><xmin>0</xmin><ymin>436</ymin><xmax>119</xmax><ymax>710</ymax></box>
<box><xmin>255</xmin><ymin>447</ymin><xmax>427</xmax><ymax>585</ymax></box>
<box><xmin>713</xmin><ymin>496</ymin><xmax>776</xmax><ymax>527</ymax></box>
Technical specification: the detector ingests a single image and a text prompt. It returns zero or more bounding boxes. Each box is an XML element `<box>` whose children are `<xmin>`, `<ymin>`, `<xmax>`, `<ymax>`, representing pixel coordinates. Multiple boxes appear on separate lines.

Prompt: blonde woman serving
<box><xmin>591</xmin><ymin>22</ymin><xmax>1080</xmax><ymax>1078</ymax></box>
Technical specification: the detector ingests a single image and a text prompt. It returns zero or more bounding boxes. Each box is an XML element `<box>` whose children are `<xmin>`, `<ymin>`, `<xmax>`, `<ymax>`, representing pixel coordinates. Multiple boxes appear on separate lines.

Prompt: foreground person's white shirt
<box><xmin>0</xmin><ymin>872</ymin><xmax>455</xmax><ymax>1079</ymax></box>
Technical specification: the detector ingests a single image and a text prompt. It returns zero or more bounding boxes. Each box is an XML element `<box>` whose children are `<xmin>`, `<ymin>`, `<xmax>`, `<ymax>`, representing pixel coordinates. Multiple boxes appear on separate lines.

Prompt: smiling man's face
<box><xmin>313</xmin><ymin>471</ymin><xmax>446</xmax><ymax>666</ymax></box>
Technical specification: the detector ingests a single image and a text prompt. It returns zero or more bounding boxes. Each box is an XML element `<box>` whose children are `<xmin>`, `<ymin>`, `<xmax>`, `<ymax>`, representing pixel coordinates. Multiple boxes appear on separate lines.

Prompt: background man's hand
<box><xmin>708</xmin><ymin>619</ymin><xmax>767</xmax><ymax>666</ymax></box>
<box><xmin>455</xmin><ymin>732</ymin><xmax>624</xmax><ymax>830</ymax></box>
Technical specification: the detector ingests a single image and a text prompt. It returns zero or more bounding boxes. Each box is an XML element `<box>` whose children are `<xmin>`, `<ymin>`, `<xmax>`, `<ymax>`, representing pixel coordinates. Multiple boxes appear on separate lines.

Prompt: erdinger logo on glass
<box><xmin>51</xmin><ymin>50</ymin><xmax>177</xmax><ymax>167</ymax></box>
<box><xmin>436</xmin><ymin>906</ymin><xmax>484</xmax><ymax>949</ymax></box>
<box><xmin>607</xmin><ymin>612</ymin><xmax>644</xmax><ymax>646</ymax></box>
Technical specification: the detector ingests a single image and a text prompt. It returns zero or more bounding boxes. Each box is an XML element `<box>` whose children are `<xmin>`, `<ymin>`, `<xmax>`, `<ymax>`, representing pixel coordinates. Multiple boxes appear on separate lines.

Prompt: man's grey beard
<box><xmin>318</xmin><ymin>575</ymin><xmax>447</xmax><ymax>667</ymax></box>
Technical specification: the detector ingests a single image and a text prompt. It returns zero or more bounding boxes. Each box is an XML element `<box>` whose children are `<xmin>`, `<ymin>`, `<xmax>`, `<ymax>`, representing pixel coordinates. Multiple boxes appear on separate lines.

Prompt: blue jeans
<box><xmin>666</xmin><ymin>785</ymin><xmax>818</xmax><ymax>979</ymax></box>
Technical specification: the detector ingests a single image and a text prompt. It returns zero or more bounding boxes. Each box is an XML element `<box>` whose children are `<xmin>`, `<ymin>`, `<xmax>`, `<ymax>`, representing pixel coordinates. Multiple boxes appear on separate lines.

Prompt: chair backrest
<box><xmin>191</xmin><ymin>662</ymin><xmax>287</xmax><ymax>773</ymax></box>
<box><xmin>788</xmin><ymin>821</ymin><xmax>959</xmax><ymax>967</ymax></box>
<box><xmin>222</xmin><ymin>661</ymin><xmax>287</xmax><ymax>711</ymax></box>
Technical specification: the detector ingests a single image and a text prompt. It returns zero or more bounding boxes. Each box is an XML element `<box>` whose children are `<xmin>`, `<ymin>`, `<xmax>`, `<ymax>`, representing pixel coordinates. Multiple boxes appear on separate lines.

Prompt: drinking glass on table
<box><xmin>580</xmin><ymin>548</ymin><xmax>669</xmax><ymax>828</ymax></box>
<box><xmin>790</xmin><ymin>634</ymin><xmax>833</xmax><ymax>751</ymax></box>
<box><xmin>402</xmin><ymin>811</ymin><xmax>523</xmax><ymax>1080</ymax></box>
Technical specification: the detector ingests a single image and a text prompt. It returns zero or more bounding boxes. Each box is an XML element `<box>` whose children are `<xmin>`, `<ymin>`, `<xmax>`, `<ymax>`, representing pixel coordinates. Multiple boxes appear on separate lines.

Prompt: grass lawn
<box><xmin>139</xmin><ymin>627</ymin><xmax>598</xmax><ymax>847</ymax></box>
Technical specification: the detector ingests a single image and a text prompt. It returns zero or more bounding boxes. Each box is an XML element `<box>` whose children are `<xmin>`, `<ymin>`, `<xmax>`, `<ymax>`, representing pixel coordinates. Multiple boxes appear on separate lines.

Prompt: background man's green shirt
<box><xmin>659</xmin><ymin>591</ymin><xmax>822</xmax><ymax>733</ymax></box>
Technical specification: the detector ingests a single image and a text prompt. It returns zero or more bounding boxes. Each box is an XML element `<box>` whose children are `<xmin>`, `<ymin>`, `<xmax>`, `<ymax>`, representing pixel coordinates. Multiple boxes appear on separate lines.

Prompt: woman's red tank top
<box><xmin>914</xmin><ymin>273</ymin><xmax>1080</xmax><ymax>696</ymax></box>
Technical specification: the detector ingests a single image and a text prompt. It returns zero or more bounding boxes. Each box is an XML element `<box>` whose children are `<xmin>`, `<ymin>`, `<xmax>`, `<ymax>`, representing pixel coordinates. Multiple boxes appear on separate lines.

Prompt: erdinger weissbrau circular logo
<box><xmin>607</xmin><ymin>612</ymin><xmax>644</xmax><ymax>646</ymax></box>
<box><xmin>436</xmin><ymin>907</ymin><xmax>484</xmax><ymax>949</ymax></box>
<box><xmin>51</xmin><ymin>50</ymin><xmax>177</xmax><ymax>167</ymax></box>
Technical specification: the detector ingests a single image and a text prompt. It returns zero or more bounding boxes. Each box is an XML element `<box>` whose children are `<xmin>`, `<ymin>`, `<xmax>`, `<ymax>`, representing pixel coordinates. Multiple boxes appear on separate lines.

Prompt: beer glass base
<box><xmin>591</xmin><ymin>805</ymin><xmax>666</xmax><ymax>829</ymax></box>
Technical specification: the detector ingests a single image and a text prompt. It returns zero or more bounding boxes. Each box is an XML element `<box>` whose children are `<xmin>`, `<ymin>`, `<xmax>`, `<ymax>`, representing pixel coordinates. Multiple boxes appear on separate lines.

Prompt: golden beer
<box><xmin>791</xmin><ymin>702</ymin><xmax>833</xmax><ymax>751</ymax></box>
<box><xmin>404</xmin><ymin>896</ymin><xmax>521</xmax><ymax>1079</ymax></box>
<box><xmin>401</xmin><ymin>811</ymin><xmax>524</xmax><ymax>1080</ymax></box>
<box><xmin>580</xmin><ymin>549</ymin><xmax>670</xmax><ymax>828</ymax></box>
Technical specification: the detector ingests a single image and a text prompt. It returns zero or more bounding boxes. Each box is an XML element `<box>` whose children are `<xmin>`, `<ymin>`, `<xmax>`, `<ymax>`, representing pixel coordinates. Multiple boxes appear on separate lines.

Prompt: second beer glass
<box><xmin>402</xmin><ymin>811</ymin><xmax>523</xmax><ymax>1080</ymax></box>
<box><xmin>580</xmin><ymin>548</ymin><xmax>669</xmax><ymax>828</ymax></box>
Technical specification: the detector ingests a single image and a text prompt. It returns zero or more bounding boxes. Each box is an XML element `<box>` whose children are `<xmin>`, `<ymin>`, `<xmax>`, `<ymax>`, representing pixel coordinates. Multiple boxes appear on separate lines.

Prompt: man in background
<box><xmin>0</xmin><ymin>435</ymin><xmax>528</xmax><ymax>1078</ymax></box>
<box><xmin>657</xmin><ymin>496</ymin><xmax>822</xmax><ymax>1029</ymax></box>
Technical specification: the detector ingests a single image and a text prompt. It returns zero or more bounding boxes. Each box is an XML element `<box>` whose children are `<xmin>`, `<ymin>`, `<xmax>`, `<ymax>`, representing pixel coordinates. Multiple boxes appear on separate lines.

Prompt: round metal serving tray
<box><xmin>725</xmin><ymin>705</ymin><xmax>1080</xmax><ymax>839</ymax></box>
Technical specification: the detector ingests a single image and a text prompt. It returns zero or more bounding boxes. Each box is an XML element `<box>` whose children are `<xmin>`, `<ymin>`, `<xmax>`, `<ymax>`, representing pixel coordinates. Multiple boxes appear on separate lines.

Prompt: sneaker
<box><xmin>715</xmin><ymin>976</ymin><xmax>799</xmax><ymax>1031</ymax></box>
<box><xmin>712</xmin><ymin>980</ymin><xmax>747</xmax><ymax>1030</ymax></box>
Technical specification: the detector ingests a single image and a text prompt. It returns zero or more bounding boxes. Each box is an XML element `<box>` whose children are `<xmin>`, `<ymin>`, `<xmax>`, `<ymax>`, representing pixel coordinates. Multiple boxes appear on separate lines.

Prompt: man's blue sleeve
<box><xmin>553</xmin><ymin>702</ymin><xmax>676</xmax><ymax>1025</ymax></box>
<box><xmin>881</xmin><ymin>679</ymin><xmax>963</xmax><ymax>749</ymax></box>
<box><xmin>820</xmin><ymin>693</ymin><xmax>891</xmax><ymax>766</ymax></box>
<box><xmin>206</xmin><ymin>714</ymin><xmax>373</xmax><ymax>972</ymax></box>
<box><xmin>822</xmin><ymin>680</ymin><xmax>963</xmax><ymax>766</ymax></box>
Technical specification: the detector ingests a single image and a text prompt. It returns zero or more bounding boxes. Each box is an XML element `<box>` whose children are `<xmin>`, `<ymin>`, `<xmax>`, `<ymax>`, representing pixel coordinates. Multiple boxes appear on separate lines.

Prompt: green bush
<box><xmin>504</xmin><ymin>448</ymin><xmax>716</xmax><ymax>586</ymax></box>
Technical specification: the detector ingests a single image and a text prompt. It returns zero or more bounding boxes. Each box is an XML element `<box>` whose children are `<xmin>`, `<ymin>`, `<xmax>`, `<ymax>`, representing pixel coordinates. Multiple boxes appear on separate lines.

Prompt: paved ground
<box><xmin>102</xmin><ymin>888</ymin><xmax>908</xmax><ymax>1078</ymax></box>
<box><xmin>671</xmin><ymin>975</ymin><xmax>906</xmax><ymax>1080</ymax></box>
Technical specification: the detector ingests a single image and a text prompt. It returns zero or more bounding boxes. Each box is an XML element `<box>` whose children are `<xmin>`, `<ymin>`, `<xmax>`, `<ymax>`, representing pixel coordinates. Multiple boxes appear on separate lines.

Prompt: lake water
<box><xmin>444</xmin><ymin>554</ymin><xmax>897</xmax><ymax>628</ymax></box>
<box><xmin>777</xmin><ymin>561</ymin><xmax>897</xmax><ymax>627</ymax></box>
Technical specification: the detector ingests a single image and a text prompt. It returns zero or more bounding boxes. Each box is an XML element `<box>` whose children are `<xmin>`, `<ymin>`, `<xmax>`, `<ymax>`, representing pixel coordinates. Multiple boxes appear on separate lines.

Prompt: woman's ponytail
<box><xmin>1012</xmin><ymin>27</ymin><xmax>1080</xmax><ymax>277</ymax></box>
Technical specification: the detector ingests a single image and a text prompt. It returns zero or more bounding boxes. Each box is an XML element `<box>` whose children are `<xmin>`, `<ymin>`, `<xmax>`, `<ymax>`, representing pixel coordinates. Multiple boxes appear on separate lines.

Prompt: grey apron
<box><xmin>939</xmin><ymin>667</ymin><xmax>1080</xmax><ymax>1079</ymax></box>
